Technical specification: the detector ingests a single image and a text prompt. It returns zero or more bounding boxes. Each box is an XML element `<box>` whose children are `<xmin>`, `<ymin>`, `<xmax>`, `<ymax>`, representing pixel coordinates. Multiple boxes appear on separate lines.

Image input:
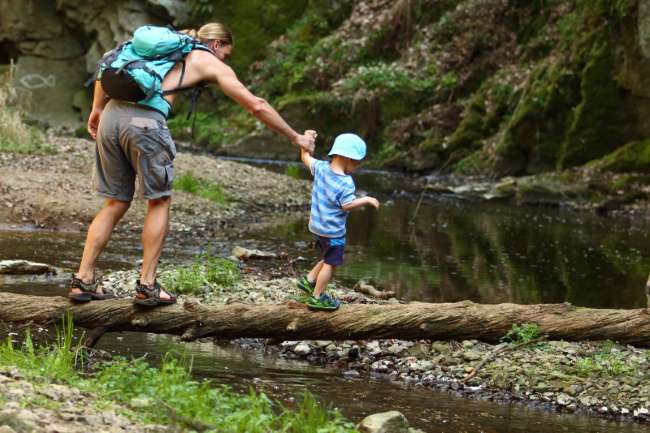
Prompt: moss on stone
<box><xmin>588</xmin><ymin>139</ymin><xmax>650</xmax><ymax>173</ymax></box>
<box><xmin>559</xmin><ymin>36</ymin><xmax>626</xmax><ymax>168</ymax></box>
<box><xmin>494</xmin><ymin>62</ymin><xmax>580</xmax><ymax>176</ymax></box>
<box><xmin>452</xmin><ymin>150</ymin><xmax>492</xmax><ymax>175</ymax></box>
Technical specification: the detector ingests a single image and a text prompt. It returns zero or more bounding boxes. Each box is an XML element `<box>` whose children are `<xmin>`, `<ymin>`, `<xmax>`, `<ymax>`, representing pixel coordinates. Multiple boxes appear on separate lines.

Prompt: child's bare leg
<box><xmin>307</xmin><ymin>260</ymin><xmax>324</xmax><ymax>284</ymax></box>
<box><xmin>314</xmin><ymin>264</ymin><xmax>335</xmax><ymax>298</ymax></box>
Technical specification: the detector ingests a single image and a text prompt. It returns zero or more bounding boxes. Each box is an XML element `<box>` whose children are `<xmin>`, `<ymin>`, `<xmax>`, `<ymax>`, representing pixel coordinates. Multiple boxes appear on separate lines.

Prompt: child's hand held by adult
<box><xmin>295</xmin><ymin>132</ymin><xmax>316</xmax><ymax>153</ymax></box>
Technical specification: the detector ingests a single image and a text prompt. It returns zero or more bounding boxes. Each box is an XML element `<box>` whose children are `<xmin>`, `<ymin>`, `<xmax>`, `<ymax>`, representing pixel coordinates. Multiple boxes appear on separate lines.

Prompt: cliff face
<box><xmin>225</xmin><ymin>0</ymin><xmax>649</xmax><ymax>177</ymax></box>
<box><xmin>2</xmin><ymin>0</ymin><xmax>650</xmax><ymax>179</ymax></box>
<box><xmin>0</xmin><ymin>0</ymin><xmax>186</xmax><ymax>125</ymax></box>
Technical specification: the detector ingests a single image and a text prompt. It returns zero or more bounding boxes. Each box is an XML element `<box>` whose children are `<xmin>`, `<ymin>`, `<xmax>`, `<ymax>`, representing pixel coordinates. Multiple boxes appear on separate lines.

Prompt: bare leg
<box><xmin>72</xmin><ymin>199</ymin><xmax>130</xmax><ymax>293</ymax></box>
<box><xmin>140</xmin><ymin>196</ymin><xmax>172</xmax><ymax>299</ymax></box>
<box><xmin>313</xmin><ymin>264</ymin><xmax>335</xmax><ymax>298</ymax></box>
<box><xmin>307</xmin><ymin>260</ymin><xmax>324</xmax><ymax>285</ymax></box>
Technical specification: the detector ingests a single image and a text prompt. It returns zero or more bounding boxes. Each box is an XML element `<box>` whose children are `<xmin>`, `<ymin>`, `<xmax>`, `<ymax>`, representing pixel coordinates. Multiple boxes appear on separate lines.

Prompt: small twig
<box><xmin>461</xmin><ymin>335</ymin><xmax>548</xmax><ymax>383</ymax></box>
<box><xmin>353</xmin><ymin>281</ymin><xmax>395</xmax><ymax>300</ymax></box>
<box><xmin>410</xmin><ymin>181</ymin><xmax>431</xmax><ymax>224</ymax></box>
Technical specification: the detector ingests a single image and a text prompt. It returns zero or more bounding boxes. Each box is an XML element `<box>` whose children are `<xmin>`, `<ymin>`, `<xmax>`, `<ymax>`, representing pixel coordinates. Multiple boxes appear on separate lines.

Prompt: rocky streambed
<box><xmin>97</xmin><ymin>263</ymin><xmax>650</xmax><ymax>425</ymax></box>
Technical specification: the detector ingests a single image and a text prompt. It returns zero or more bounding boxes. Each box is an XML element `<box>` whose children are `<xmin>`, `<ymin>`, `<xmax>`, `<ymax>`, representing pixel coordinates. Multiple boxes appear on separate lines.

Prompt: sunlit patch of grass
<box><xmin>160</xmin><ymin>253</ymin><xmax>240</xmax><ymax>295</ymax></box>
<box><xmin>173</xmin><ymin>171</ymin><xmax>229</xmax><ymax>204</ymax></box>
<box><xmin>92</xmin><ymin>356</ymin><xmax>357</xmax><ymax>433</ymax></box>
<box><xmin>284</xmin><ymin>164</ymin><xmax>301</xmax><ymax>179</ymax></box>
<box><xmin>0</xmin><ymin>312</ymin><xmax>82</xmax><ymax>382</ymax></box>
<box><xmin>0</xmin><ymin>78</ymin><xmax>53</xmax><ymax>155</ymax></box>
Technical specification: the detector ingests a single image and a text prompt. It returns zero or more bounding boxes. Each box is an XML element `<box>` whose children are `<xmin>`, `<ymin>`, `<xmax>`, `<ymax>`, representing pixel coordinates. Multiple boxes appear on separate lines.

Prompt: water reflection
<box><xmin>243</xmin><ymin>160</ymin><xmax>650</xmax><ymax>309</ymax></box>
<box><xmin>96</xmin><ymin>332</ymin><xmax>649</xmax><ymax>433</ymax></box>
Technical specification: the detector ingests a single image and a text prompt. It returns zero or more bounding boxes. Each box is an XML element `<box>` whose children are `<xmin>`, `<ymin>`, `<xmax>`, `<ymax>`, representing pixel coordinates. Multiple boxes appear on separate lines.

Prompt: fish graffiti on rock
<box><xmin>18</xmin><ymin>74</ymin><xmax>56</xmax><ymax>90</ymax></box>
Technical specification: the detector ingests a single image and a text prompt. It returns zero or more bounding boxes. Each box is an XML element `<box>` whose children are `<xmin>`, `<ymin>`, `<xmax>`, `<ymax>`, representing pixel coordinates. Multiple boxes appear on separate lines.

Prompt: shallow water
<box><xmin>96</xmin><ymin>332</ymin><xmax>650</xmax><ymax>433</ymax></box>
<box><xmin>235</xmin><ymin>158</ymin><xmax>650</xmax><ymax>309</ymax></box>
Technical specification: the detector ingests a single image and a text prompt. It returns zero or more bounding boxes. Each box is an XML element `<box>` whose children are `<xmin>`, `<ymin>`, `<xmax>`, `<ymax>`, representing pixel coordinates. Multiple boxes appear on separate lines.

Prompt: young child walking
<box><xmin>297</xmin><ymin>131</ymin><xmax>380</xmax><ymax>310</ymax></box>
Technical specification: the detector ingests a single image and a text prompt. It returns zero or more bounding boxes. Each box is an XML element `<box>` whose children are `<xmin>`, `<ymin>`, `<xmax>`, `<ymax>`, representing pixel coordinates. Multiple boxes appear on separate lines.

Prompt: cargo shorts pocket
<box><xmin>129</xmin><ymin>118</ymin><xmax>176</xmax><ymax>197</ymax></box>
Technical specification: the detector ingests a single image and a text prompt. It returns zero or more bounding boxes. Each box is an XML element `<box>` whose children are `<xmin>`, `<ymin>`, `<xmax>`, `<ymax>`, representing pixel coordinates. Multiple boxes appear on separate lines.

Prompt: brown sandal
<box><xmin>133</xmin><ymin>280</ymin><xmax>177</xmax><ymax>307</ymax></box>
<box><xmin>67</xmin><ymin>274</ymin><xmax>113</xmax><ymax>302</ymax></box>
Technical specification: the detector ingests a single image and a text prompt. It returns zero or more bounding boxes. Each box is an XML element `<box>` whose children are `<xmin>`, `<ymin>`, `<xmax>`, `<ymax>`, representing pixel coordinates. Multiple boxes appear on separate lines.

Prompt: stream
<box><xmin>2</xmin><ymin>158</ymin><xmax>650</xmax><ymax>432</ymax></box>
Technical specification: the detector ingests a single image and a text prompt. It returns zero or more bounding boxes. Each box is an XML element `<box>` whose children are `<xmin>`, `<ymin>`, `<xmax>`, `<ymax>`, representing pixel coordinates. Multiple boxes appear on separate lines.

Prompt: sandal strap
<box><xmin>135</xmin><ymin>280</ymin><xmax>161</xmax><ymax>298</ymax></box>
<box><xmin>69</xmin><ymin>273</ymin><xmax>97</xmax><ymax>293</ymax></box>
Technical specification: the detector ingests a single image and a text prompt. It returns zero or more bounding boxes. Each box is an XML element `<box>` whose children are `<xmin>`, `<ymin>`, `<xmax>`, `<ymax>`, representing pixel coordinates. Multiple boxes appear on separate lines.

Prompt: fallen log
<box><xmin>0</xmin><ymin>293</ymin><xmax>648</xmax><ymax>346</ymax></box>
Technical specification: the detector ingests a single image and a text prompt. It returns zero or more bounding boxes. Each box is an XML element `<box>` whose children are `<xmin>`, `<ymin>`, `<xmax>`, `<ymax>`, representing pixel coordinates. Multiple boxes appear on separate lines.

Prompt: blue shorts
<box><xmin>315</xmin><ymin>236</ymin><xmax>345</xmax><ymax>266</ymax></box>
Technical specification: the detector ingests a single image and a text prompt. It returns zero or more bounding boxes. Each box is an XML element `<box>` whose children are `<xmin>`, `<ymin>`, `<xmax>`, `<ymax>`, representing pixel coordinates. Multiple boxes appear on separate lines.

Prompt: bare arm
<box><xmin>210</xmin><ymin>61</ymin><xmax>314</xmax><ymax>152</ymax></box>
<box><xmin>342</xmin><ymin>196</ymin><xmax>380</xmax><ymax>212</ymax></box>
<box><xmin>87</xmin><ymin>81</ymin><xmax>109</xmax><ymax>139</ymax></box>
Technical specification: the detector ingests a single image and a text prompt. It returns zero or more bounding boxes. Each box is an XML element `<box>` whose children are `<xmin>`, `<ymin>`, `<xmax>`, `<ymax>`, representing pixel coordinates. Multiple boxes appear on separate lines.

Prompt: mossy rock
<box><xmin>494</xmin><ymin>61</ymin><xmax>580</xmax><ymax>176</ymax></box>
<box><xmin>559</xmin><ymin>36</ymin><xmax>629</xmax><ymax>168</ymax></box>
<box><xmin>277</xmin><ymin>92</ymin><xmax>380</xmax><ymax>155</ymax></box>
<box><xmin>588</xmin><ymin>139</ymin><xmax>650</xmax><ymax>173</ymax></box>
<box><xmin>452</xmin><ymin>150</ymin><xmax>493</xmax><ymax>175</ymax></box>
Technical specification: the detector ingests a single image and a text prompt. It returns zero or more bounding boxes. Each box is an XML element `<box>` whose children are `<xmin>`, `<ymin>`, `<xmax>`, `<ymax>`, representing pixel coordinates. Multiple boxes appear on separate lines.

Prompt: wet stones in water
<box><xmin>0</xmin><ymin>260</ymin><xmax>54</xmax><ymax>275</ymax></box>
<box><xmin>357</xmin><ymin>410</ymin><xmax>423</xmax><ymax>433</ymax></box>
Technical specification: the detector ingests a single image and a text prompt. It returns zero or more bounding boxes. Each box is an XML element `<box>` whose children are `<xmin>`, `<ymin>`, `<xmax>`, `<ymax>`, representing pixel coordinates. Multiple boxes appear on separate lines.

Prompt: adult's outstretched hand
<box><xmin>294</xmin><ymin>132</ymin><xmax>316</xmax><ymax>154</ymax></box>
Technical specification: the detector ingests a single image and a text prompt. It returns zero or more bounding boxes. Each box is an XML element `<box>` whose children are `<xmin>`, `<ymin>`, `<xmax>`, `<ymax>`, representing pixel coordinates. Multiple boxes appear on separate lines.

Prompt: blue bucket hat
<box><xmin>328</xmin><ymin>133</ymin><xmax>367</xmax><ymax>160</ymax></box>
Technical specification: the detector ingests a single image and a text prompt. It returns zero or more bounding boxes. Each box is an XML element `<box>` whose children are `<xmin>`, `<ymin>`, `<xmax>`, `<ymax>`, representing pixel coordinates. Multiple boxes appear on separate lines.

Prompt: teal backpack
<box><xmin>93</xmin><ymin>25</ymin><xmax>213</xmax><ymax>120</ymax></box>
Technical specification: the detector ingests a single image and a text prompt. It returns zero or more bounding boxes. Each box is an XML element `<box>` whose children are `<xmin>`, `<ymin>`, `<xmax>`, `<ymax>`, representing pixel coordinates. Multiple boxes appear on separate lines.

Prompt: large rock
<box><xmin>0</xmin><ymin>0</ymin><xmax>189</xmax><ymax>126</ymax></box>
<box><xmin>0</xmin><ymin>260</ymin><xmax>53</xmax><ymax>275</ymax></box>
<box><xmin>358</xmin><ymin>411</ymin><xmax>410</xmax><ymax>433</ymax></box>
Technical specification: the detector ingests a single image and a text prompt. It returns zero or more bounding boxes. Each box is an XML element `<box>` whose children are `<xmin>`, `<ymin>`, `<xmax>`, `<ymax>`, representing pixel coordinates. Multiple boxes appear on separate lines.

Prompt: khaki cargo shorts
<box><xmin>94</xmin><ymin>100</ymin><xmax>176</xmax><ymax>201</ymax></box>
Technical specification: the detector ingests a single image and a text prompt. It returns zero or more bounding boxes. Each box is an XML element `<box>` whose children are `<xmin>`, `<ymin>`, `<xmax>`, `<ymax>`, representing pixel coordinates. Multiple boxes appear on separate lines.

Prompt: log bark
<box><xmin>0</xmin><ymin>293</ymin><xmax>649</xmax><ymax>346</ymax></box>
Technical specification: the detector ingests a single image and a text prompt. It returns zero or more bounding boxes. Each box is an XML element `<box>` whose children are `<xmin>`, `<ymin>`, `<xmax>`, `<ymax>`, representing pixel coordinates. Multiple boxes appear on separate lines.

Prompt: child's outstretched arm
<box><xmin>300</xmin><ymin>130</ymin><xmax>318</xmax><ymax>169</ymax></box>
<box><xmin>342</xmin><ymin>196</ymin><xmax>380</xmax><ymax>212</ymax></box>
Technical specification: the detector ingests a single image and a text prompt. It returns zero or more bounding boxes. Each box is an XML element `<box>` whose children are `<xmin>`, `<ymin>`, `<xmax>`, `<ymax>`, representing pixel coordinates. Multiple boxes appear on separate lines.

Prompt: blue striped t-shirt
<box><xmin>308</xmin><ymin>160</ymin><xmax>356</xmax><ymax>238</ymax></box>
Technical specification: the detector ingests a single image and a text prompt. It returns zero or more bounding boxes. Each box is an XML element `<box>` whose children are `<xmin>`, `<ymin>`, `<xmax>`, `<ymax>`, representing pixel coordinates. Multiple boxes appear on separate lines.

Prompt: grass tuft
<box><xmin>501</xmin><ymin>323</ymin><xmax>540</xmax><ymax>345</ymax></box>
<box><xmin>160</xmin><ymin>253</ymin><xmax>240</xmax><ymax>295</ymax></box>
<box><xmin>173</xmin><ymin>172</ymin><xmax>229</xmax><ymax>204</ymax></box>
<box><xmin>0</xmin><ymin>73</ymin><xmax>53</xmax><ymax>154</ymax></box>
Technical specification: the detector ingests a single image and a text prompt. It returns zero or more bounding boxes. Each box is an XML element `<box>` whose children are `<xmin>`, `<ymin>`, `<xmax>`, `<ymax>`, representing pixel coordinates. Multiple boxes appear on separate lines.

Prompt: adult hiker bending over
<box><xmin>69</xmin><ymin>23</ymin><xmax>316</xmax><ymax>306</ymax></box>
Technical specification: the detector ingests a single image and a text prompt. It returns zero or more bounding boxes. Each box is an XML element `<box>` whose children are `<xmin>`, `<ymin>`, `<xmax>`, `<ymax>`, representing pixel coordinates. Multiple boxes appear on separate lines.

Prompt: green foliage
<box><xmin>167</xmin><ymin>111</ymin><xmax>254</xmax><ymax>151</ymax></box>
<box><xmin>174</xmin><ymin>172</ymin><xmax>229</xmax><ymax>204</ymax></box>
<box><xmin>340</xmin><ymin>63</ymin><xmax>435</xmax><ymax>94</ymax></box>
<box><xmin>571</xmin><ymin>345</ymin><xmax>634</xmax><ymax>378</ymax></box>
<box><xmin>501</xmin><ymin>323</ymin><xmax>541</xmax><ymax>344</ymax></box>
<box><xmin>0</xmin><ymin>313</ymin><xmax>82</xmax><ymax>382</ymax></box>
<box><xmin>92</xmin><ymin>356</ymin><xmax>357</xmax><ymax>432</ymax></box>
<box><xmin>0</xmin><ymin>322</ymin><xmax>357</xmax><ymax>433</ymax></box>
<box><xmin>160</xmin><ymin>253</ymin><xmax>240</xmax><ymax>295</ymax></box>
<box><xmin>284</xmin><ymin>164</ymin><xmax>301</xmax><ymax>179</ymax></box>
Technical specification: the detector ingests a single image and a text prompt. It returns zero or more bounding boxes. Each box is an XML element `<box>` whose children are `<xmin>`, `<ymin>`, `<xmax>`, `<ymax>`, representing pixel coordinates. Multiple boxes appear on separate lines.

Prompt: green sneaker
<box><xmin>306</xmin><ymin>293</ymin><xmax>341</xmax><ymax>311</ymax></box>
<box><xmin>296</xmin><ymin>276</ymin><xmax>315</xmax><ymax>296</ymax></box>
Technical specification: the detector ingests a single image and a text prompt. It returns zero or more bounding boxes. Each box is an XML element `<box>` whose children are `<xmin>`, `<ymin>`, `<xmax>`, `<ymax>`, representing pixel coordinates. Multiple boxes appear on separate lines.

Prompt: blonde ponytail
<box><xmin>181</xmin><ymin>23</ymin><xmax>233</xmax><ymax>46</ymax></box>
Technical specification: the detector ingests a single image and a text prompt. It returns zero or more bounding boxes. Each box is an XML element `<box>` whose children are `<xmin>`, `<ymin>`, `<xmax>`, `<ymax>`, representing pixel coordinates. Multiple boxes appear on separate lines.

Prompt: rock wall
<box><xmin>0</xmin><ymin>0</ymin><xmax>188</xmax><ymax>126</ymax></box>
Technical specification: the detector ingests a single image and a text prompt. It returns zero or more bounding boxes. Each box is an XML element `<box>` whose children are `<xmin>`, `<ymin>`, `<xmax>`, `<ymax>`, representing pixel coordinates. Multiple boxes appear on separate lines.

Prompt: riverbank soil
<box><xmin>0</xmin><ymin>136</ymin><xmax>310</xmax><ymax>232</ymax></box>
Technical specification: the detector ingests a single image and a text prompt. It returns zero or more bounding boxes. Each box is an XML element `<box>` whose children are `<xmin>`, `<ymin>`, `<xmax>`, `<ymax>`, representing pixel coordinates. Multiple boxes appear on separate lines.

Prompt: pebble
<box><xmin>293</xmin><ymin>343</ymin><xmax>312</xmax><ymax>356</ymax></box>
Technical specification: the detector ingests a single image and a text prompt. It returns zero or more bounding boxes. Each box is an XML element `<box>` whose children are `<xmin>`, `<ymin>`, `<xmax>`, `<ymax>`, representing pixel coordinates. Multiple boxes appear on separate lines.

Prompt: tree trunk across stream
<box><xmin>1</xmin><ymin>293</ymin><xmax>648</xmax><ymax>346</ymax></box>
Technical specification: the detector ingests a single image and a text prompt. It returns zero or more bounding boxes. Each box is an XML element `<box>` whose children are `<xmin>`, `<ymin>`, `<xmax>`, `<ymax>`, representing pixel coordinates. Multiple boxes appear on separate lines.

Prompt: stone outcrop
<box><xmin>0</xmin><ymin>0</ymin><xmax>188</xmax><ymax>125</ymax></box>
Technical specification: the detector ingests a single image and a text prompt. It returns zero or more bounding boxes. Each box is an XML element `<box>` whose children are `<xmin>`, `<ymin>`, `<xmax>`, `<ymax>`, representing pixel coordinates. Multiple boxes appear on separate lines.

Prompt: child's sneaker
<box><xmin>306</xmin><ymin>293</ymin><xmax>341</xmax><ymax>311</ymax></box>
<box><xmin>296</xmin><ymin>276</ymin><xmax>315</xmax><ymax>296</ymax></box>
